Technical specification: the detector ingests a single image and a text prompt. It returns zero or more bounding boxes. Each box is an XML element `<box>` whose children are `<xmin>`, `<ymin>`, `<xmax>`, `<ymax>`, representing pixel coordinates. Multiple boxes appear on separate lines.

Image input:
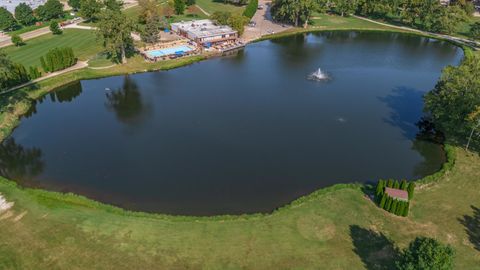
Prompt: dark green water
<box><xmin>0</xmin><ymin>32</ymin><xmax>463</xmax><ymax>215</ymax></box>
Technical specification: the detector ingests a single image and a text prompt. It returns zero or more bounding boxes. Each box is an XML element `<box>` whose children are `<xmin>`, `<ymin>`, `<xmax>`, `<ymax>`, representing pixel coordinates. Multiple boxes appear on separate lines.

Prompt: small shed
<box><xmin>385</xmin><ymin>187</ymin><xmax>409</xmax><ymax>202</ymax></box>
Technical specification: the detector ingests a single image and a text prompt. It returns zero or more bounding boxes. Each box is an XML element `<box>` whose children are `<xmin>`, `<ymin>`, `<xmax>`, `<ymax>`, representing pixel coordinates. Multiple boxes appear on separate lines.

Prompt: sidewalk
<box><xmin>1</xmin><ymin>61</ymin><xmax>88</xmax><ymax>95</ymax></box>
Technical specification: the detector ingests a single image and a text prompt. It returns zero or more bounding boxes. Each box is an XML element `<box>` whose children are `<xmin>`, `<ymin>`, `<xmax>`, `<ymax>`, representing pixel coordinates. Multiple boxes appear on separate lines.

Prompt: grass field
<box><xmin>3</xmin><ymin>29</ymin><xmax>103</xmax><ymax>68</ymax></box>
<box><xmin>310</xmin><ymin>14</ymin><xmax>408</xmax><ymax>31</ymax></box>
<box><xmin>196</xmin><ymin>0</ymin><xmax>245</xmax><ymax>15</ymax></box>
<box><xmin>0</xmin><ymin>147</ymin><xmax>478</xmax><ymax>269</ymax></box>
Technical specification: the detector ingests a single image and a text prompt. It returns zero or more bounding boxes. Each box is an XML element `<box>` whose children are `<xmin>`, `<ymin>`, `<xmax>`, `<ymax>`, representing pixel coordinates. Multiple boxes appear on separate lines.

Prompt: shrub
<box><xmin>396</xmin><ymin>237</ymin><xmax>455</xmax><ymax>270</ymax></box>
<box><xmin>400</xmin><ymin>179</ymin><xmax>408</xmax><ymax>190</ymax></box>
<box><xmin>242</xmin><ymin>0</ymin><xmax>258</xmax><ymax>19</ymax></box>
<box><xmin>387</xmin><ymin>179</ymin><xmax>394</xmax><ymax>188</ymax></box>
<box><xmin>11</xmin><ymin>34</ymin><xmax>24</xmax><ymax>46</ymax></box>
<box><xmin>394</xmin><ymin>180</ymin><xmax>400</xmax><ymax>189</ymax></box>
<box><xmin>50</xmin><ymin>20</ymin><xmax>63</xmax><ymax>35</ymax></box>
<box><xmin>28</xmin><ymin>66</ymin><xmax>42</xmax><ymax>80</ymax></box>
<box><xmin>407</xmin><ymin>182</ymin><xmax>415</xmax><ymax>200</ymax></box>
<box><xmin>379</xmin><ymin>194</ymin><xmax>387</xmax><ymax>208</ymax></box>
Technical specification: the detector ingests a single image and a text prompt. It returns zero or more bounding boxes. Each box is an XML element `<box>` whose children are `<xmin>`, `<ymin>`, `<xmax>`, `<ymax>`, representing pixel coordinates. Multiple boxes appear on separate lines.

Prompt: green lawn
<box><xmin>310</xmin><ymin>14</ymin><xmax>405</xmax><ymax>31</ymax></box>
<box><xmin>195</xmin><ymin>0</ymin><xmax>245</xmax><ymax>15</ymax></box>
<box><xmin>3</xmin><ymin>29</ymin><xmax>103</xmax><ymax>68</ymax></box>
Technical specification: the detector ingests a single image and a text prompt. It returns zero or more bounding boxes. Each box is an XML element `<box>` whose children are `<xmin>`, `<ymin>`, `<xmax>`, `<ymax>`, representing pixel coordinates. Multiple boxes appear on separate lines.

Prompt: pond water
<box><xmin>0</xmin><ymin>32</ymin><xmax>463</xmax><ymax>215</ymax></box>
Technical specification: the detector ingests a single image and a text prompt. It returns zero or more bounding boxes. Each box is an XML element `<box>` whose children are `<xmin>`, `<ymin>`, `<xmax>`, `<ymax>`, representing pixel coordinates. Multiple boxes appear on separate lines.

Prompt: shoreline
<box><xmin>0</xmin><ymin>28</ymin><xmax>467</xmax><ymax>219</ymax></box>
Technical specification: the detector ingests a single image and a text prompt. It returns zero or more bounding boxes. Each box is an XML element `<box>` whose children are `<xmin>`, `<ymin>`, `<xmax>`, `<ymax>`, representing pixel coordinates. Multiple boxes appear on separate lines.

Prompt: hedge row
<box><xmin>242</xmin><ymin>0</ymin><xmax>258</xmax><ymax>19</ymax></box>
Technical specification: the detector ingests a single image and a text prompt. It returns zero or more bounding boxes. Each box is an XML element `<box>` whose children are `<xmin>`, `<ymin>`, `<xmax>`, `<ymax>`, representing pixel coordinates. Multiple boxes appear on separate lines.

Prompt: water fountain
<box><xmin>307</xmin><ymin>68</ymin><xmax>330</xmax><ymax>81</ymax></box>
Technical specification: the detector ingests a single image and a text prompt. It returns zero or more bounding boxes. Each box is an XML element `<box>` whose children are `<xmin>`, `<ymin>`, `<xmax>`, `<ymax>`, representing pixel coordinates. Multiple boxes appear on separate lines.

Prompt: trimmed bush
<box><xmin>379</xmin><ymin>194</ymin><xmax>387</xmax><ymax>209</ymax></box>
<box><xmin>407</xmin><ymin>182</ymin><xmax>415</xmax><ymax>200</ymax></box>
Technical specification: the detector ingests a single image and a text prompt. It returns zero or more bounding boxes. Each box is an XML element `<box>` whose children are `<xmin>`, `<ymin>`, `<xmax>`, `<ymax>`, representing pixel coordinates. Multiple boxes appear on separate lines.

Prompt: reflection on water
<box><xmin>0</xmin><ymin>137</ymin><xmax>44</xmax><ymax>180</ymax></box>
<box><xmin>105</xmin><ymin>76</ymin><xmax>152</xmax><ymax>126</ymax></box>
<box><xmin>0</xmin><ymin>31</ymin><xmax>464</xmax><ymax>215</ymax></box>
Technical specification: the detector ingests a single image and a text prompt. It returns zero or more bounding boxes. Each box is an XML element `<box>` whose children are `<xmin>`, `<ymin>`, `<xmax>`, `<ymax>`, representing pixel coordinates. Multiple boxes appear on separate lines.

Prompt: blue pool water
<box><xmin>146</xmin><ymin>45</ymin><xmax>194</xmax><ymax>57</ymax></box>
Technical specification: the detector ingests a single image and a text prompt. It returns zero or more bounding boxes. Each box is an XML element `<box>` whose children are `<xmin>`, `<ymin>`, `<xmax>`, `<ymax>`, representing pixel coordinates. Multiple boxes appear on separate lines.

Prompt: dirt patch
<box><xmin>0</xmin><ymin>193</ymin><xmax>14</xmax><ymax>212</ymax></box>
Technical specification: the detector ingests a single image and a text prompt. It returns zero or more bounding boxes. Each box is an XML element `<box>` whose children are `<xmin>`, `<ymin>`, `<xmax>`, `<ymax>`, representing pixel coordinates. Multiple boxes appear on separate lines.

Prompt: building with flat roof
<box><xmin>171</xmin><ymin>20</ymin><xmax>238</xmax><ymax>46</ymax></box>
<box><xmin>1</xmin><ymin>0</ymin><xmax>46</xmax><ymax>13</ymax></box>
<box><xmin>385</xmin><ymin>188</ymin><xmax>409</xmax><ymax>202</ymax></box>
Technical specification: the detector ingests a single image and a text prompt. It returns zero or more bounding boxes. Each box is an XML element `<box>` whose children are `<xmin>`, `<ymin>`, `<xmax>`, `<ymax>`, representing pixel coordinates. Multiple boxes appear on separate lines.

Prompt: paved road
<box><xmin>0</xmin><ymin>27</ymin><xmax>51</xmax><ymax>48</ymax></box>
<box><xmin>242</xmin><ymin>0</ymin><xmax>291</xmax><ymax>42</ymax></box>
<box><xmin>353</xmin><ymin>15</ymin><xmax>480</xmax><ymax>50</ymax></box>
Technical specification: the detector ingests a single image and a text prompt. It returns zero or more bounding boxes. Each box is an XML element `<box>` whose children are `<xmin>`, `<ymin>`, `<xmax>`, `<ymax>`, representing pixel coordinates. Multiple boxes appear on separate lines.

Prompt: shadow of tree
<box><xmin>350</xmin><ymin>225</ymin><xmax>400</xmax><ymax>270</ymax></box>
<box><xmin>459</xmin><ymin>205</ymin><xmax>480</xmax><ymax>252</ymax></box>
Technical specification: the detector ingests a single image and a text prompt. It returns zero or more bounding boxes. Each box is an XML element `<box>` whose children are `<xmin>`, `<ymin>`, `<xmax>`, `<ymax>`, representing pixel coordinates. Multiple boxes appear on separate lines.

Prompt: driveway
<box><xmin>242</xmin><ymin>0</ymin><xmax>291</xmax><ymax>42</ymax></box>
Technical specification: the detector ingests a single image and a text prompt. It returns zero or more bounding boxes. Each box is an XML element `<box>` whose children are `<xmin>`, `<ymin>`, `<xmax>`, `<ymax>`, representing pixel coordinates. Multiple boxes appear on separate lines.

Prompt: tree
<box><xmin>432</xmin><ymin>5</ymin><xmax>467</xmax><ymax>34</ymax></box>
<box><xmin>96</xmin><ymin>9</ymin><xmax>134</xmax><ymax>64</ymax></box>
<box><xmin>186</xmin><ymin>0</ymin><xmax>196</xmax><ymax>6</ymax></box>
<box><xmin>11</xmin><ymin>34</ymin><xmax>24</xmax><ymax>46</ymax></box>
<box><xmin>379</xmin><ymin>194</ymin><xmax>387</xmax><ymax>208</ymax></box>
<box><xmin>15</xmin><ymin>3</ymin><xmax>36</xmax><ymax>26</ymax></box>
<box><xmin>173</xmin><ymin>0</ymin><xmax>186</xmax><ymax>15</ymax></box>
<box><xmin>211</xmin><ymin>11</ymin><xmax>231</xmax><ymax>25</ymax></box>
<box><xmin>424</xmin><ymin>54</ymin><xmax>480</xmax><ymax>143</ymax></box>
<box><xmin>227</xmin><ymin>14</ymin><xmax>249</xmax><ymax>35</ymax></box>
<box><xmin>50</xmin><ymin>20</ymin><xmax>63</xmax><ymax>34</ymax></box>
<box><xmin>394</xmin><ymin>180</ymin><xmax>400</xmax><ymax>189</ymax></box>
<box><xmin>391</xmin><ymin>199</ymin><xmax>398</xmax><ymax>213</ymax></box>
<box><xmin>271</xmin><ymin>0</ymin><xmax>317</xmax><ymax>27</ymax></box>
<box><xmin>0</xmin><ymin>51</ymin><xmax>30</xmax><ymax>91</ymax></box>
<box><xmin>466</xmin><ymin>106</ymin><xmax>480</xmax><ymax>151</ymax></box>
<box><xmin>104</xmin><ymin>0</ymin><xmax>123</xmax><ymax>11</ymax></box>
<box><xmin>407</xmin><ymin>182</ymin><xmax>415</xmax><ymax>200</ymax></box>
<box><xmin>36</xmin><ymin>0</ymin><xmax>64</xmax><ymax>21</ymax></box>
<box><xmin>400</xmin><ymin>180</ymin><xmax>408</xmax><ymax>190</ymax></box>
<box><xmin>138</xmin><ymin>0</ymin><xmax>160</xmax><ymax>24</ymax></box>
<box><xmin>385</xmin><ymin>196</ymin><xmax>393</xmax><ymax>211</ymax></box>
<box><xmin>0</xmin><ymin>7</ymin><xmax>17</xmax><ymax>31</ymax></box>
<box><xmin>375</xmin><ymin>179</ymin><xmax>385</xmax><ymax>198</ymax></box>
<box><xmin>68</xmin><ymin>0</ymin><xmax>82</xmax><ymax>10</ymax></box>
<box><xmin>396</xmin><ymin>237</ymin><xmax>455</xmax><ymax>270</ymax></box>
<box><xmin>80</xmin><ymin>0</ymin><xmax>103</xmax><ymax>21</ymax></box>
<box><xmin>470</xmin><ymin>22</ymin><xmax>480</xmax><ymax>40</ymax></box>
<box><xmin>387</xmin><ymin>179</ymin><xmax>394</xmax><ymax>188</ymax></box>
<box><xmin>141</xmin><ymin>11</ymin><xmax>162</xmax><ymax>44</ymax></box>
<box><xmin>333</xmin><ymin>0</ymin><xmax>358</xmax><ymax>17</ymax></box>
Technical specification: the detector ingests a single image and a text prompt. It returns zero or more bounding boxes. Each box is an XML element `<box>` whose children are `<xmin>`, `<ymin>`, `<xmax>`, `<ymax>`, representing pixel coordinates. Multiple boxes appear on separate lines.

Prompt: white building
<box><xmin>1</xmin><ymin>0</ymin><xmax>46</xmax><ymax>13</ymax></box>
<box><xmin>171</xmin><ymin>20</ymin><xmax>238</xmax><ymax>46</ymax></box>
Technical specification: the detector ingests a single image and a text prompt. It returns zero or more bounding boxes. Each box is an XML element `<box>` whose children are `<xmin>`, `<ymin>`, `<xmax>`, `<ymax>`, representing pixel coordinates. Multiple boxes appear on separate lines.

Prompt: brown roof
<box><xmin>385</xmin><ymin>187</ymin><xmax>409</xmax><ymax>201</ymax></box>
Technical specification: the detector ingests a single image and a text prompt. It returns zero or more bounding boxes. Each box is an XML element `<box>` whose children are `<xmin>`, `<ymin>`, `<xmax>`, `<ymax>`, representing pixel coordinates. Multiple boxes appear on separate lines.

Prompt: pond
<box><xmin>0</xmin><ymin>32</ymin><xmax>463</xmax><ymax>215</ymax></box>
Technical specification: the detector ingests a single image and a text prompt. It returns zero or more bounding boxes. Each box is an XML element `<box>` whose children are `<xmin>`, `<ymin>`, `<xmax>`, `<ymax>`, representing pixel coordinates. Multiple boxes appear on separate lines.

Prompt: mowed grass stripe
<box><xmin>4</xmin><ymin>29</ymin><xmax>103</xmax><ymax>68</ymax></box>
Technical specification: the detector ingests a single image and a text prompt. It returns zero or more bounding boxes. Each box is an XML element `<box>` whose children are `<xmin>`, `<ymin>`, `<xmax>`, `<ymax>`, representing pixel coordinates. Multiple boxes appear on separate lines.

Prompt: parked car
<box><xmin>248</xmin><ymin>21</ymin><xmax>257</xmax><ymax>27</ymax></box>
<box><xmin>257</xmin><ymin>5</ymin><xmax>264</xmax><ymax>9</ymax></box>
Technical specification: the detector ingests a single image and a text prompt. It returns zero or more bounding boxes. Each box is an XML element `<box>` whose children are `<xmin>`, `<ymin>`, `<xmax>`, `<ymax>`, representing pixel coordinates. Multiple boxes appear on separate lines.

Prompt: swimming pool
<box><xmin>146</xmin><ymin>45</ymin><xmax>194</xmax><ymax>57</ymax></box>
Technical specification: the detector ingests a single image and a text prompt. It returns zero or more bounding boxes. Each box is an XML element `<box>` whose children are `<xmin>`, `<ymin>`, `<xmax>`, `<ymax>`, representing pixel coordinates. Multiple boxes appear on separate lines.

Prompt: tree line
<box><xmin>40</xmin><ymin>47</ymin><xmax>77</xmax><ymax>73</ymax></box>
<box><xmin>375</xmin><ymin>179</ymin><xmax>415</xmax><ymax>217</ymax></box>
<box><xmin>424</xmin><ymin>52</ymin><xmax>480</xmax><ymax>151</ymax></box>
<box><xmin>0</xmin><ymin>0</ymin><xmax>64</xmax><ymax>32</ymax></box>
<box><xmin>0</xmin><ymin>47</ymin><xmax>76</xmax><ymax>92</ymax></box>
<box><xmin>271</xmin><ymin>0</ymin><xmax>479</xmax><ymax>36</ymax></box>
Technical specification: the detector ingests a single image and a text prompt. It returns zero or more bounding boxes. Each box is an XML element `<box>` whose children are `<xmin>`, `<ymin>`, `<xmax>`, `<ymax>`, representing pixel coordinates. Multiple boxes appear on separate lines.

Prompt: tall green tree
<box><xmin>68</xmin><ymin>0</ymin><xmax>82</xmax><ymax>10</ymax></box>
<box><xmin>11</xmin><ymin>34</ymin><xmax>24</xmax><ymax>46</ymax></box>
<box><xmin>396</xmin><ymin>237</ymin><xmax>455</xmax><ymax>270</ymax></box>
<box><xmin>141</xmin><ymin>11</ymin><xmax>162</xmax><ymax>44</ymax></box>
<box><xmin>271</xmin><ymin>0</ymin><xmax>317</xmax><ymax>27</ymax></box>
<box><xmin>50</xmin><ymin>20</ymin><xmax>63</xmax><ymax>34</ymax></box>
<box><xmin>471</xmin><ymin>22</ymin><xmax>480</xmax><ymax>40</ymax></box>
<box><xmin>173</xmin><ymin>0</ymin><xmax>186</xmax><ymax>15</ymax></box>
<box><xmin>15</xmin><ymin>3</ymin><xmax>36</xmax><ymax>26</ymax></box>
<box><xmin>0</xmin><ymin>7</ymin><xmax>17</xmax><ymax>31</ymax></box>
<box><xmin>96</xmin><ymin>9</ymin><xmax>134</xmax><ymax>64</ymax></box>
<box><xmin>104</xmin><ymin>0</ymin><xmax>123</xmax><ymax>11</ymax></box>
<box><xmin>424</xmin><ymin>54</ymin><xmax>480</xmax><ymax>143</ymax></box>
<box><xmin>333</xmin><ymin>0</ymin><xmax>358</xmax><ymax>17</ymax></box>
<box><xmin>227</xmin><ymin>14</ymin><xmax>249</xmax><ymax>35</ymax></box>
<box><xmin>80</xmin><ymin>0</ymin><xmax>103</xmax><ymax>21</ymax></box>
<box><xmin>465</xmin><ymin>106</ymin><xmax>480</xmax><ymax>151</ymax></box>
<box><xmin>35</xmin><ymin>0</ymin><xmax>64</xmax><ymax>21</ymax></box>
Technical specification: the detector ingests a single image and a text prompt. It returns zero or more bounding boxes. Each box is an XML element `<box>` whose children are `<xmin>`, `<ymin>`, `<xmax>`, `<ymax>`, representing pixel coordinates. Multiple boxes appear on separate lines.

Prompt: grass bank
<box><xmin>0</xmin><ymin>147</ymin><xmax>478</xmax><ymax>269</ymax></box>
